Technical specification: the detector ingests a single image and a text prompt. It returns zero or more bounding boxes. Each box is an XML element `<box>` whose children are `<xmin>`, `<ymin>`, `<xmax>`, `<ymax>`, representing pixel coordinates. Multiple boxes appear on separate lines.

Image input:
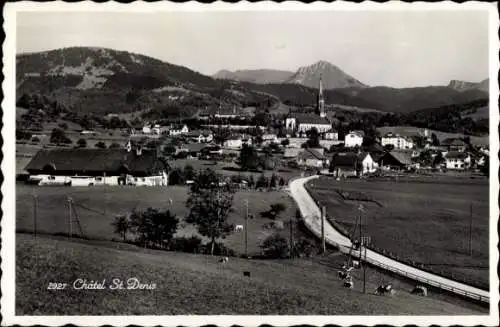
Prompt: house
<box><xmin>24</xmin><ymin>148</ymin><xmax>169</xmax><ymax>187</ymax></box>
<box><xmin>442</xmin><ymin>138</ymin><xmax>467</xmax><ymax>152</ymax></box>
<box><xmin>152</xmin><ymin>124</ymin><xmax>169</xmax><ymax>135</ymax></box>
<box><xmin>297</xmin><ymin>148</ymin><xmax>329</xmax><ymax>168</ymax></box>
<box><xmin>169</xmin><ymin>124</ymin><xmax>189</xmax><ymax>136</ymax></box>
<box><xmin>223</xmin><ymin>136</ymin><xmax>243</xmax><ymax>149</ymax></box>
<box><xmin>378</xmin><ymin>151</ymin><xmax>414</xmax><ymax>171</ymax></box>
<box><xmin>142</xmin><ymin>125</ymin><xmax>152</xmax><ymax>134</ymax></box>
<box><xmin>186</xmin><ymin>130</ymin><xmax>214</xmax><ymax>143</ymax></box>
<box><xmin>445</xmin><ymin>151</ymin><xmax>471</xmax><ymax>170</ymax></box>
<box><xmin>381</xmin><ymin>133</ymin><xmax>414</xmax><ymax>149</ymax></box>
<box><xmin>262</xmin><ymin>134</ymin><xmax>279</xmax><ymax>145</ymax></box>
<box><xmin>324</xmin><ymin>131</ymin><xmax>339</xmax><ymax>141</ymax></box>
<box><xmin>330</xmin><ymin>152</ymin><xmax>376</xmax><ymax>177</ymax></box>
<box><xmin>344</xmin><ymin>131</ymin><xmax>364</xmax><ymax>148</ymax></box>
<box><xmin>283</xmin><ymin>147</ymin><xmax>302</xmax><ymax>159</ymax></box>
<box><xmin>176</xmin><ymin>143</ymin><xmax>207</xmax><ymax>158</ymax></box>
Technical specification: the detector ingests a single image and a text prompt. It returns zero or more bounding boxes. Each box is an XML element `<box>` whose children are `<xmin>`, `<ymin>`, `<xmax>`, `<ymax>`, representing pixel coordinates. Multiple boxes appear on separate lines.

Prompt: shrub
<box><xmin>77</xmin><ymin>138</ymin><xmax>87</xmax><ymax>148</ymax></box>
<box><xmin>292</xmin><ymin>238</ymin><xmax>317</xmax><ymax>258</ymax></box>
<box><xmin>109</xmin><ymin>142</ymin><xmax>121</xmax><ymax>149</ymax></box>
<box><xmin>95</xmin><ymin>141</ymin><xmax>106</xmax><ymax>149</ymax></box>
<box><xmin>169</xmin><ymin>236</ymin><xmax>203</xmax><ymax>253</ymax></box>
<box><xmin>261</xmin><ymin>233</ymin><xmax>290</xmax><ymax>259</ymax></box>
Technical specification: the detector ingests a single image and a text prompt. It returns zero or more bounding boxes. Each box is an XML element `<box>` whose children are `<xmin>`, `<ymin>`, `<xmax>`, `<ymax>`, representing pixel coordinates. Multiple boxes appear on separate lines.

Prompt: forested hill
<box><xmin>17</xmin><ymin>46</ymin><xmax>488</xmax><ymax>116</ymax></box>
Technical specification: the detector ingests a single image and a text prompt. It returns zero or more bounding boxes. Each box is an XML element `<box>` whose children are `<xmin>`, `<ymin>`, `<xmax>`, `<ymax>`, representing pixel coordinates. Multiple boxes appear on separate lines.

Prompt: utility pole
<box><xmin>33</xmin><ymin>194</ymin><xmax>38</xmax><ymax>237</ymax></box>
<box><xmin>469</xmin><ymin>203</ymin><xmax>473</xmax><ymax>257</ymax></box>
<box><xmin>321</xmin><ymin>205</ymin><xmax>326</xmax><ymax>253</ymax></box>
<box><xmin>290</xmin><ymin>215</ymin><xmax>294</xmax><ymax>259</ymax></box>
<box><xmin>244</xmin><ymin>199</ymin><xmax>249</xmax><ymax>258</ymax></box>
<box><xmin>67</xmin><ymin>197</ymin><xmax>72</xmax><ymax>239</ymax></box>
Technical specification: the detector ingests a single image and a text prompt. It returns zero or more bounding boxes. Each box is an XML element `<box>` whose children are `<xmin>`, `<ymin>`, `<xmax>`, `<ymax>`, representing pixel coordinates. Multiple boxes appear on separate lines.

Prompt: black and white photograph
<box><xmin>1</xmin><ymin>2</ymin><xmax>499</xmax><ymax>326</ymax></box>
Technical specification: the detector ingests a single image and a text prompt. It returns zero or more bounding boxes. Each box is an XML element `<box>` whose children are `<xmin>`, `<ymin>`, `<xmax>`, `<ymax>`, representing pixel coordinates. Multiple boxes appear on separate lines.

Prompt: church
<box><xmin>285</xmin><ymin>76</ymin><xmax>333</xmax><ymax>134</ymax></box>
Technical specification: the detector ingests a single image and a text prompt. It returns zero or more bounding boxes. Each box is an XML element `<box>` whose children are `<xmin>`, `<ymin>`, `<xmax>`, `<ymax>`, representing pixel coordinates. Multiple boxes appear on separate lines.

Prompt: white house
<box><xmin>25</xmin><ymin>148</ymin><xmax>169</xmax><ymax>187</ymax></box>
<box><xmin>324</xmin><ymin>131</ymin><xmax>339</xmax><ymax>141</ymax></box>
<box><xmin>262</xmin><ymin>134</ymin><xmax>279</xmax><ymax>145</ymax></box>
<box><xmin>344</xmin><ymin>131</ymin><xmax>364</xmax><ymax>148</ymax></box>
<box><xmin>445</xmin><ymin>151</ymin><xmax>471</xmax><ymax>170</ymax></box>
<box><xmin>187</xmin><ymin>130</ymin><xmax>214</xmax><ymax>143</ymax></box>
<box><xmin>297</xmin><ymin>148</ymin><xmax>329</xmax><ymax>168</ymax></box>
<box><xmin>358</xmin><ymin>152</ymin><xmax>377</xmax><ymax>174</ymax></box>
<box><xmin>142</xmin><ymin>125</ymin><xmax>152</xmax><ymax>134</ymax></box>
<box><xmin>381</xmin><ymin>133</ymin><xmax>414</xmax><ymax>149</ymax></box>
<box><xmin>223</xmin><ymin>136</ymin><xmax>243</xmax><ymax>149</ymax></box>
<box><xmin>169</xmin><ymin>124</ymin><xmax>189</xmax><ymax>136</ymax></box>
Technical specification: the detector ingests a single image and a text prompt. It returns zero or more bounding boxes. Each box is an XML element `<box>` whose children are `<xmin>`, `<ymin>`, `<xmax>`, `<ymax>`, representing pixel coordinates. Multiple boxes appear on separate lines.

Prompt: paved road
<box><xmin>289</xmin><ymin>175</ymin><xmax>490</xmax><ymax>303</ymax></box>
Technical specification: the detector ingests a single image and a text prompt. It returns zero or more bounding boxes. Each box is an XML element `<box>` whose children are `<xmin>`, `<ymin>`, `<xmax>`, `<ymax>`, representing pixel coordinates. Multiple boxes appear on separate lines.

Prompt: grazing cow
<box><xmin>219</xmin><ymin>256</ymin><xmax>229</xmax><ymax>264</ymax></box>
<box><xmin>411</xmin><ymin>285</ymin><xmax>428</xmax><ymax>297</ymax></box>
<box><xmin>235</xmin><ymin>225</ymin><xmax>244</xmax><ymax>232</ymax></box>
<box><xmin>243</xmin><ymin>271</ymin><xmax>251</xmax><ymax>277</ymax></box>
<box><xmin>343</xmin><ymin>277</ymin><xmax>354</xmax><ymax>289</ymax></box>
<box><xmin>375</xmin><ymin>284</ymin><xmax>394</xmax><ymax>295</ymax></box>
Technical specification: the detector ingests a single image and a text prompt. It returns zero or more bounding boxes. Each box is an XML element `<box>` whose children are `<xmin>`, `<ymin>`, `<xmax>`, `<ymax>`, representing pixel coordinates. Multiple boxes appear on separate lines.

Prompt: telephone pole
<box><xmin>33</xmin><ymin>194</ymin><xmax>38</xmax><ymax>237</ymax></box>
<box><xmin>244</xmin><ymin>199</ymin><xmax>249</xmax><ymax>258</ymax></box>
<box><xmin>469</xmin><ymin>203</ymin><xmax>473</xmax><ymax>257</ymax></box>
<box><xmin>321</xmin><ymin>205</ymin><xmax>326</xmax><ymax>253</ymax></box>
<box><xmin>67</xmin><ymin>197</ymin><xmax>73</xmax><ymax>239</ymax></box>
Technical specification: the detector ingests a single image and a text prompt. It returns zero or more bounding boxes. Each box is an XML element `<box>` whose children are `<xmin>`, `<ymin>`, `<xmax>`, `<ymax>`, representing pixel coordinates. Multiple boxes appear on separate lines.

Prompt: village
<box><xmin>20</xmin><ymin>77</ymin><xmax>489</xmax><ymax>187</ymax></box>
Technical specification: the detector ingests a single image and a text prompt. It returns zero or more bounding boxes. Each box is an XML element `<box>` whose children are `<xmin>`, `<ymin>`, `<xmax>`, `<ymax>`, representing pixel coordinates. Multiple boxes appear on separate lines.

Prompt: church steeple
<box><xmin>317</xmin><ymin>74</ymin><xmax>326</xmax><ymax>117</ymax></box>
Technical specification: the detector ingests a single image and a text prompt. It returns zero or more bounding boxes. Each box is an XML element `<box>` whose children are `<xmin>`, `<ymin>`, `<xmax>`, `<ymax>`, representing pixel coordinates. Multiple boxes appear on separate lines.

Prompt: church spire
<box><xmin>317</xmin><ymin>74</ymin><xmax>325</xmax><ymax>118</ymax></box>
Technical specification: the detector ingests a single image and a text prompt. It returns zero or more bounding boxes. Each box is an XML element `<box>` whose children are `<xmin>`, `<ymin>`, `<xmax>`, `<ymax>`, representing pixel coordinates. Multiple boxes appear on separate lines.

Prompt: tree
<box><xmin>256</xmin><ymin>174</ymin><xmax>268</xmax><ymax>189</ymax></box>
<box><xmin>50</xmin><ymin>128</ymin><xmax>72</xmax><ymax>144</ymax></box>
<box><xmin>77</xmin><ymin>138</ymin><xmax>87</xmax><ymax>148</ymax></box>
<box><xmin>129</xmin><ymin>208</ymin><xmax>179</xmax><ymax>248</ymax></box>
<box><xmin>281</xmin><ymin>138</ymin><xmax>290</xmax><ymax>147</ymax></box>
<box><xmin>112</xmin><ymin>214</ymin><xmax>131</xmax><ymax>242</ymax></box>
<box><xmin>418</xmin><ymin>150</ymin><xmax>433</xmax><ymax>167</ymax></box>
<box><xmin>247</xmin><ymin>174</ymin><xmax>255</xmax><ymax>189</ymax></box>
<box><xmin>183</xmin><ymin>164</ymin><xmax>196</xmax><ymax>181</ymax></box>
<box><xmin>261</xmin><ymin>233</ymin><xmax>290</xmax><ymax>259</ymax></box>
<box><xmin>383</xmin><ymin>144</ymin><xmax>395</xmax><ymax>152</ymax></box>
<box><xmin>185</xmin><ymin>169</ymin><xmax>235</xmax><ymax>255</ymax></box>
<box><xmin>239</xmin><ymin>144</ymin><xmax>261</xmax><ymax>171</ymax></box>
<box><xmin>431</xmin><ymin>133</ymin><xmax>440</xmax><ymax>146</ymax></box>
<box><xmin>480</xmin><ymin>156</ymin><xmax>489</xmax><ymax>176</ymax></box>
<box><xmin>306</xmin><ymin>128</ymin><xmax>320</xmax><ymax>148</ymax></box>
<box><xmin>169</xmin><ymin>168</ymin><xmax>185</xmax><ymax>185</ymax></box>
<box><xmin>433</xmin><ymin>152</ymin><xmax>445</xmax><ymax>167</ymax></box>
<box><xmin>261</xmin><ymin>202</ymin><xmax>286</xmax><ymax>220</ymax></box>
<box><xmin>95</xmin><ymin>141</ymin><xmax>106</xmax><ymax>149</ymax></box>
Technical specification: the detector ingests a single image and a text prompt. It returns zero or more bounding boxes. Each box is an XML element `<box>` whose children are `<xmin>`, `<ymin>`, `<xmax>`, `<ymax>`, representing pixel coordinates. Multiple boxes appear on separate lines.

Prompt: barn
<box><xmin>24</xmin><ymin>147</ymin><xmax>169</xmax><ymax>186</ymax></box>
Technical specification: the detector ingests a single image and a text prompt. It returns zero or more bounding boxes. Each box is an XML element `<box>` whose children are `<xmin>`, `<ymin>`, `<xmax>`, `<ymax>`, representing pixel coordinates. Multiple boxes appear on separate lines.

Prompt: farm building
<box><xmin>329</xmin><ymin>152</ymin><xmax>375</xmax><ymax>177</ymax></box>
<box><xmin>344</xmin><ymin>131</ymin><xmax>364</xmax><ymax>148</ymax></box>
<box><xmin>24</xmin><ymin>148</ymin><xmax>169</xmax><ymax>187</ymax></box>
<box><xmin>444</xmin><ymin>151</ymin><xmax>471</xmax><ymax>170</ymax></box>
<box><xmin>442</xmin><ymin>138</ymin><xmax>467</xmax><ymax>152</ymax></box>
<box><xmin>378</xmin><ymin>151</ymin><xmax>413</xmax><ymax>171</ymax></box>
<box><xmin>381</xmin><ymin>133</ymin><xmax>414</xmax><ymax>149</ymax></box>
<box><xmin>297</xmin><ymin>148</ymin><xmax>329</xmax><ymax>168</ymax></box>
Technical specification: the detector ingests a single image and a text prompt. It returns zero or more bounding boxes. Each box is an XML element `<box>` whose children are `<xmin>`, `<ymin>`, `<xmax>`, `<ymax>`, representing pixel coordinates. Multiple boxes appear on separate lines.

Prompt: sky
<box><xmin>16</xmin><ymin>9</ymin><xmax>490</xmax><ymax>88</ymax></box>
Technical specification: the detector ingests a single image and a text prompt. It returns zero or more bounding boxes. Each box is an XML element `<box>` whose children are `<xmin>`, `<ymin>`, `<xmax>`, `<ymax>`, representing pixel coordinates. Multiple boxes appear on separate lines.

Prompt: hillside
<box><xmin>16</xmin><ymin>47</ymin><xmax>276</xmax><ymax>116</ymax></box>
<box><xmin>213</xmin><ymin>69</ymin><xmax>294</xmax><ymax>84</ymax></box>
<box><xmin>448</xmin><ymin>79</ymin><xmax>489</xmax><ymax>93</ymax></box>
<box><xmin>16</xmin><ymin>47</ymin><xmax>489</xmax><ymax>116</ymax></box>
<box><xmin>286</xmin><ymin>60</ymin><xmax>367</xmax><ymax>89</ymax></box>
<box><xmin>17</xmin><ymin>233</ymin><xmax>486</xmax><ymax>315</ymax></box>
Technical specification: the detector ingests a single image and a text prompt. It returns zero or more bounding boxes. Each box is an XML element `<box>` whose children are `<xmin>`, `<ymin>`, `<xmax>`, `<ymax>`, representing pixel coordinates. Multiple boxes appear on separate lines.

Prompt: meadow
<box><xmin>16</xmin><ymin>184</ymin><xmax>298</xmax><ymax>256</ymax></box>
<box><xmin>16</xmin><ymin>233</ymin><xmax>487</xmax><ymax>315</ymax></box>
<box><xmin>305</xmin><ymin>176</ymin><xmax>490</xmax><ymax>290</ymax></box>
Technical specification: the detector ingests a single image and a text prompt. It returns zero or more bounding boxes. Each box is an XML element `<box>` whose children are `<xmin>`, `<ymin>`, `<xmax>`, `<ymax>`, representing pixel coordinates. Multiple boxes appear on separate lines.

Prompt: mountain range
<box><xmin>16</xmin><ymin>46</ymin><xmax>489</xmax><ymax>116</ymax></box>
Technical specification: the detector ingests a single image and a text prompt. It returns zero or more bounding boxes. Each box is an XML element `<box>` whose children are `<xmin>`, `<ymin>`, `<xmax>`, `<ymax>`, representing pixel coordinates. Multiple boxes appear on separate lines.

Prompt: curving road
<box><xmin>288</xmin><ymin>175</ymin><xmax>490</xmax><ymax>303</ymax></box>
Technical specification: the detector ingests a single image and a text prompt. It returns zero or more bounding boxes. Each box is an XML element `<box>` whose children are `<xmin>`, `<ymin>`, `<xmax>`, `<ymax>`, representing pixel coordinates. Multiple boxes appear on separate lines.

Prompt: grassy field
<box><xmin>16</xmin><ymin>233</ymin><xmax>487</xmax><ymax>315</ymax></box>
<box><xmin>306</xmin><ymin>175</ymin><xmax>489</xmax><ymax>289</ymax></box>
<box><xmin>16</xmin><ymin>184</ymin><xmax>299</xmax><ymax>256</ymax></box>
<box><xmin>377</xmin><ymin>126</ymin><xmax>489</xmax><ymax>146</ymax></box>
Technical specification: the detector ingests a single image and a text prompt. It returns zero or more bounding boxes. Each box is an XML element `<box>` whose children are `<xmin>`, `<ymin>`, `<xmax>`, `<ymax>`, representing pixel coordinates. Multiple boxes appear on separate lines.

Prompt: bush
<box><xmin>109</xmin><ymin>142</ymin><xmax>121</xmax><ymax>149</ymax></box>
<box><xmin>95</xmin><ymin>141</ymin><xmax>106</xmax><ymax>149</ymax></box>
<box><xmin>31</xmin><ymin>136</ymin><xmax>40</xmax><ymax>143</ymax></box>
<box><xmin>292</xmin><ymin>238</ymin><xmax>317</xmax><ymax>258</ymax></box>
<box><xmin>169</xmin><ymin>236</ymin><xmax>203</xmax><ymax>253</ymax></box>
<box><xmin>203</xmin><ymin>242</ymin><xmax>236</xmax><ymax>257</ymax></box>
<box><xmin>261</xmin><ymin>233</ymin><xmax>290</xmax><ymax>259</ymax></box>
<box><xmin>77</xmin><ymin>138</ymin><xmax>87</xmax><ymax>148</ymax></box>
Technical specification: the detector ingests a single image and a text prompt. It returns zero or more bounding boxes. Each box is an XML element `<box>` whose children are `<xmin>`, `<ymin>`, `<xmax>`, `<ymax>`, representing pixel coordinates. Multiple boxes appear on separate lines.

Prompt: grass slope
<box><xmin>16</xmin><ymin>233</ymin><xmax>487</xmax><ymax>315</ymax></box>
<box><xmin>306</xmin><ymin>176</ymin><xmax>489</xmax><ymax>289</ymax></box>
<box><xmin>16</xmin><ymin>185</ymin><xmax>298</xmax><ymax>255</ymax></box>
